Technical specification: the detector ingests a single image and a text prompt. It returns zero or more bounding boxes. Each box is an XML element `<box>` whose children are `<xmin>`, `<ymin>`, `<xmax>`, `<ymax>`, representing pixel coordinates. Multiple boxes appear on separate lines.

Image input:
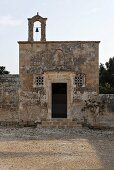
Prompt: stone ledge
<box><xmin>18</xmin><ymin>41</ymin><xmax>100</xmax><ymax>44</ymax></box>
<box><xmin>41</xmin><ymin>120</ymin><xmax>82</xmax><ymax>128</ymax></box>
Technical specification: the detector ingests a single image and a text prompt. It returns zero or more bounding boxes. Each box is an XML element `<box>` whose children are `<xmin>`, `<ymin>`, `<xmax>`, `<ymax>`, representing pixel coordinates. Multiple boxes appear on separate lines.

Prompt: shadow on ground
<box><xmin>0</xmin><ymin>127</ymin><xmax>113</xmax><ymax>170</ymax></box>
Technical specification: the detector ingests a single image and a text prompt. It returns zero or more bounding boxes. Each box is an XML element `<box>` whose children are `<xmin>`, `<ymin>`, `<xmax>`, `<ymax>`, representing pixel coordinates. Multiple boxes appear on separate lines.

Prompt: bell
<box><xmin>35</xmin><ymin>27</ymin><xmax>39</xmax><ymax>32</ymax></box>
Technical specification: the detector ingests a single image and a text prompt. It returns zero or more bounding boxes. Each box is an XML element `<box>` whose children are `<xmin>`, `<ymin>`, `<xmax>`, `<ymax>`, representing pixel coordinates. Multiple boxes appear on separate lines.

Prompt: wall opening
<box><xmin>33</xmin><ymin>21</ymin><xmax>41</xmax><ymax>41</ymax></box>
<box><xmin>52</xmin><ymin>83</ymin><xmax>67</xmax><ymax>118</ymax></box>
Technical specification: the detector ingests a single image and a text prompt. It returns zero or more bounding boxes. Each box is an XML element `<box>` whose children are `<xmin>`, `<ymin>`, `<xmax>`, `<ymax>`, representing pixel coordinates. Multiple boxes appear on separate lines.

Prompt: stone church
<box><xmin>18</xmin><ymin>13</ymin><xmax>99</xmax><ymax>127</ymax></box>
<box><xmin>1</xmin><ymin>14</ymin><xmax>113</xmax><ymax>128</ymax></box>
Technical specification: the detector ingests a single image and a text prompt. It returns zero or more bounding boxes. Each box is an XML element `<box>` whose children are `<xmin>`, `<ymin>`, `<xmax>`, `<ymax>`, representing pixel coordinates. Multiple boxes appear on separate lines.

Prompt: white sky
<box><xmin>0</xmin><ymin>0</ymin><xmax>114</xmax><ymax>74</ymax></box>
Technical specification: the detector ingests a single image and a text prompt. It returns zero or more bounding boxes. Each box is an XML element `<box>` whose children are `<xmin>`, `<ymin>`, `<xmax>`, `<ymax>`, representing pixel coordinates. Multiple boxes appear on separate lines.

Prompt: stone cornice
<box><xmin>18</xmin><ymin>41</ymin><xmax>100</xmax><ymax>44</ymax></box>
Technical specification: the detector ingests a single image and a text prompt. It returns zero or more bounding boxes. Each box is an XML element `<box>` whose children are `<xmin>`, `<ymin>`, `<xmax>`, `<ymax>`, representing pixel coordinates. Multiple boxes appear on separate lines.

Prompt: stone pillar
<box><xmin>28</xmin><ymin>19</ymin><xmax>33</xmax><ymax>41</ymax></box>
<box><xmin>41</xmin><ymin>22</ymin><xmax>46</xmax><ymax>41</ymax></box>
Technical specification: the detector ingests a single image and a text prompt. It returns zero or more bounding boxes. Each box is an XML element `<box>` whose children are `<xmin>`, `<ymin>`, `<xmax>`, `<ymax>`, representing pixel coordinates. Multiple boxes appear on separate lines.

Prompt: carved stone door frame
<box><xmin>44</xmin><ymin>71</ymin><xmax>74</xmax><ymax>120</ymax></box>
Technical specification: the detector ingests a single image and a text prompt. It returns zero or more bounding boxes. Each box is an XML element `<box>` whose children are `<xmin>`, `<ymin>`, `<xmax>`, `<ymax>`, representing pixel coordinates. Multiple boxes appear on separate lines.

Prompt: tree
<box><xmin>99</xmin><ymin>57</ymin><xmax>114</xmax><ymax>94</ymax></box>
<box><xmin>0</xmin><ymin>66</ymin><xmax>10</xmax><ymax>74</ymax></box>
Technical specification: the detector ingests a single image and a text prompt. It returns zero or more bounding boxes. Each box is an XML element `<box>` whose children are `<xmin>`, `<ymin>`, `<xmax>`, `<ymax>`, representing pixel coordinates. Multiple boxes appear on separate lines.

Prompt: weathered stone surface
<box><xmin>18</xmin><ymin>40</ymin><xmax>99</xmax><ymax>125</ymax></box>
<box><xmin>0</xmin><ymin>75</ymin><xmax>19</xmax><ymax>122</ymax></box>
<box><xmin>99</xmin><ymin>94</ymin><xmax>114</xmax><ymax>128</ymax></box>
<box><xmin>28</xmin><ymin>13</ymin><xmax>47</xmax><ymax>41</ymax></box>
<box><xmin>0</xmin><ymin>75</ymin><xmax>114</xmax><ymax>128</ymax></box>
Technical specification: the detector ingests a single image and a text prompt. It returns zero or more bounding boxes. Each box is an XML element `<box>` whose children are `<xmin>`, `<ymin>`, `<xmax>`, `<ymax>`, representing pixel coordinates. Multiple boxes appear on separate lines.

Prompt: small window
<box><xmin>74</xmin><ymin>74</ymin><xmax>85</xmax><ymax>87</ymax></box>
<box><xmin>36</xmin><ymin>76</ymin><xmax>44</xmax><ymax>86</ymax></box>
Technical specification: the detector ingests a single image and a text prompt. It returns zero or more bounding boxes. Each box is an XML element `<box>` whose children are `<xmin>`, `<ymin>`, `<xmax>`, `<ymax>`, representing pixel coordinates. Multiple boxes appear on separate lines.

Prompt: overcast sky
<box><xmin>0</xmin><ymin>0</ymin><xmax>114</xmax><ymax>73</ymax></box>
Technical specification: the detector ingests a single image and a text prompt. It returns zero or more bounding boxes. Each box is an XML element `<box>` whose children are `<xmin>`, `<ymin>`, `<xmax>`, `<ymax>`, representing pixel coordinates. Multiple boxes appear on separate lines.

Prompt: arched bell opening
<box><xmin>33</xmin><ymin>21</ymin><xmax>41</xmax><ymax>41</ymax></box>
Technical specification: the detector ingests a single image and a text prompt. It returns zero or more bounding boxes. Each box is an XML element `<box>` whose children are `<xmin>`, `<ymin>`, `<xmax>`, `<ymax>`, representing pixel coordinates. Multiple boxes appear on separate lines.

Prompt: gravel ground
<box><xmin>0</xmin><ymin>127</ymin><xmax>114</xmax><ymax>170</ymax></box>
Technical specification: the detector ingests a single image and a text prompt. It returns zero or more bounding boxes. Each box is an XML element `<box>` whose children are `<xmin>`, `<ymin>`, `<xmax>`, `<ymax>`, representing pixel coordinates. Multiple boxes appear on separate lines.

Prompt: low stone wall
<box><xmin>81</xmin><ymin>94</ymin><xmax>114</xmax><ymax>129</ymax></box>
<box><xmin>99</xmin><ymin>94</ymin><xmax>114</xmax><ymax>128</ymax></box>
<box><xmin>0</xmin><ymin>75</ymin><xmax>19</xmax><ymax>123</ymax></box>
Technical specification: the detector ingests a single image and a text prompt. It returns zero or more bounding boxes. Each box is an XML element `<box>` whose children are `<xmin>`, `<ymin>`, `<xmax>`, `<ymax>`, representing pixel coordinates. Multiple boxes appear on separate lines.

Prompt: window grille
<box><xmin>36</xmin><ymin>76</ymin><xmax>44</xmax><ymax>86</ymax></box>
<box><xmin>74</xmin><ymin>74</ymin><xmax>85</xmax><ymax>87</ymax></box>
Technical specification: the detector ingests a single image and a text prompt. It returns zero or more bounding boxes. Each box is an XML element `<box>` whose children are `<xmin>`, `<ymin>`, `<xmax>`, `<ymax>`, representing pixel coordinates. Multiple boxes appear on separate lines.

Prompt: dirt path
<box><xmin>0</xmin><ymin>127</ymin><xmax>114</xmax><ymax>170</ymax></box>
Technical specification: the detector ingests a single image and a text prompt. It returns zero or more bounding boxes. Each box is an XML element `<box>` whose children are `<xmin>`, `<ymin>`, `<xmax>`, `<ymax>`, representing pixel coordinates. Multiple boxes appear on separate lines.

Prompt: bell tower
<box><xmin>28</xmin><ymin>13</ymin><xmax>47</xmax><ymax>41</ymax></box>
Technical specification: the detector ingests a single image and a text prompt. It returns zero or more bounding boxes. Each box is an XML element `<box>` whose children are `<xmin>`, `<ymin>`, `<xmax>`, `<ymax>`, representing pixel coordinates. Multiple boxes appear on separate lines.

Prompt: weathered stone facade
<box><xmin>0</xmin><ymin>14</ymin><xmax>114</xmax><ymax>128</ymax></box>
<box><xmin>19</xmin><ymin>42</ymin><xmax>99</xmax><ymax>125</ymax></box>
<box><xmin>18</xmin><ymin>13</ymin><xmax>100</xmax><ymax>126</ymax></box>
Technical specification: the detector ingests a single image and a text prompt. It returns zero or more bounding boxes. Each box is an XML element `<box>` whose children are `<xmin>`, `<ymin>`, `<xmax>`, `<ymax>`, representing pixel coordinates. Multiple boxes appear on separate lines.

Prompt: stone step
<box><xmin>41</xmin><ymin>120</ymin><xmax>82</xmax><ymax>128</ymax></box>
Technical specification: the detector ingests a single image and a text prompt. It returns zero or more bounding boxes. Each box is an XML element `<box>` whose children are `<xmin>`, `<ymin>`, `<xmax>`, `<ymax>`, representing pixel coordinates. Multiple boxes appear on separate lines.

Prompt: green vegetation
<box><xmin>99</xmin><ymin>57</ymin><xmax>114</xmax><ymax>94</ymax></box>
<box><xmin>0</xmin><ymin>66</ymin><xmax>10</xmax><ymax>74</ymax></box>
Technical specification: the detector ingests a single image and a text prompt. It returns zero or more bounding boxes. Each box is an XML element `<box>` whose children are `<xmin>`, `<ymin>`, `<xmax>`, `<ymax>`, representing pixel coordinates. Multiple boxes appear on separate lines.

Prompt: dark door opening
<box><xmin>52</xmin><ymin>83</ymin><xmax>67</xmax><ymax>118</ymax></box>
